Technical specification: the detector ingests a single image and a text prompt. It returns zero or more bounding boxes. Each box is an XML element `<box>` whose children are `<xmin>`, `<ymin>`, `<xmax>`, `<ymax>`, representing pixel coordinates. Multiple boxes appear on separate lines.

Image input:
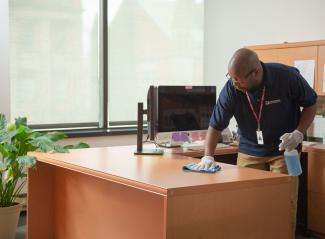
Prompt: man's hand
<box><xmin>193</xmin><ymin>156</ymin><xmax>216</xmax><ymax>171</ymax></box>
<box><xmin>279</xmin><ymin>130</ymin><xmax>304</xmax><ymax>151</ymax></box>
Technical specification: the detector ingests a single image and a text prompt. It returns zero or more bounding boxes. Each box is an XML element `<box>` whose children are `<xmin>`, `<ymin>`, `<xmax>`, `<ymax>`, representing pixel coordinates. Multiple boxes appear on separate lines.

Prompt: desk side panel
<box><xmin>27</xmin><ymin>161</ymin><xmax>55</xmax><ymax>239</ymax></box>
<box><xmin>54</xmin><ymin>167</ymin><xmax>166</xmax><ymax>239</ymax></box>
<box><xmin>166</xmin><ymin>182</ymin><xmax>291</xmax><ymax>239</ymax></box>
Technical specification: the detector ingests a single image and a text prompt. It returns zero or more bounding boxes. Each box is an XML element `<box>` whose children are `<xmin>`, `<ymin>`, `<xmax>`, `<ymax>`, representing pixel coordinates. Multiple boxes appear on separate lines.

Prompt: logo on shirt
<box><xmin>265</xmin><ymin>99</ymin><xmax>281</xmax><ymax>105</ymax></box>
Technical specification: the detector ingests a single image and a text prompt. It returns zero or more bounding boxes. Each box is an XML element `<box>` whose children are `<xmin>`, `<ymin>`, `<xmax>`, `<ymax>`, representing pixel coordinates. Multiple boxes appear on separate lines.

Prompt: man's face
<box><xmin>227</xmin><ymin>68</ymin><xmax>258</xmax><ymax>92</ymax></box>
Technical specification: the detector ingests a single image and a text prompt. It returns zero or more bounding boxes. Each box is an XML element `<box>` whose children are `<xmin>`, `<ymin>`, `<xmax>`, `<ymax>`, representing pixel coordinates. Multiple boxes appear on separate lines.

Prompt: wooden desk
<box><xmin>28</xmin><ymin>145</ymin><xmax>291</xmax><ymax>239</ymax></box>
<box><xmin>305</xmin><ymin>144</ymin><xmax>325</xmax><ymax>237</ymax></box>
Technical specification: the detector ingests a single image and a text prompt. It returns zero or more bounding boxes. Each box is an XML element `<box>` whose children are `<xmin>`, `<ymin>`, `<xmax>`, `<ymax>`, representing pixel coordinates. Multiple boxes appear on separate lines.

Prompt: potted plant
<box><xmin>0</xmin><ymin>113</ymin><xmax>89</xmax><ymax>239</ymax></box>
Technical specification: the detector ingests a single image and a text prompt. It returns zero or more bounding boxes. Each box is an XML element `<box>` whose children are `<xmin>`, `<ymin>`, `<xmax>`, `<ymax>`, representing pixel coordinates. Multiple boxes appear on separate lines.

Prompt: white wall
<box><xmin>204</xmin><ymin>0</ymin><xmax>325</xmax><ymax>133</ymax></box>
<box><xmin>205</xmin><ymin>0</ymin><xmax>325</xmax><ymax>92</ymax></box>
<box><xmin>0</xmin><ymin>0</ymin><xmax>10</xmax><ymax>120</ymax></box>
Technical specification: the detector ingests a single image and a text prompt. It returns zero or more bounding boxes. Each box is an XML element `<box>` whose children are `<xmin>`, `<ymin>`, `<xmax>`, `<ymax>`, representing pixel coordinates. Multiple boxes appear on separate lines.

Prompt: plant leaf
<box><xmin>0</xmin><ymin>130</ymin><xmax>10</xmax><ymax>143</ymax></box>
<box><xmin>19</xmin><ymin>172</ymin><xmax>27</xmax><ymax>178</ymax></box>
<box><xmin>0</xmin><ymin>144</ymin><xmax>9</xmax><ymax>158</ymax></box>
<box><xmin>14</xmin><ymin>125</ymin><xmax>32</xmax><ymax>141</ymax></box>
<box><xmin>64</xmin><ymin>142</ymin><xmax>90</xmax><ymax>150</ymax></box>
<box><xmin>53</xmin><ymin>144</ymin><xmax>69</xmax><ymax>153</ymax></box>
<box><xmin>3</xmin><ymin>144</ymin><xmax>17</xmax><ymax>153</ymax></box>
<box><xmin>30</xmin><ymin>136</ymin><xmax>55</xmax><ymax>152</ymax></box>
<box><xmin>30</xmin><ymin>131</ymin><xmax>45</xmax><ymax>139</ymax></box>
<box><xmin>0</xmin><ymin>114</ymin><xmax>7</xmax><ymax>130</ymax></box>
<box><xmin>16</xmin><ymin>155</ymin><xmax>36</xmax><ymax>168</ymax></box>
<box><xmin>15</xmin><ymin>117</ymin><xmax>27</xmax><ymax>127</ymax></box>
<box><xmin>0</xmin><ymin>129</ymin><xmax>18</xmax><ymax>143</ymax></box>
<box><xmin>45</xmin><ymin>132</ymin><xmax>67</xmax><ymax>142</ymax></box>
<box><xmin>5</xmin><ymin>156</ymin><xmax>14</xmax><ymax>166</ymax></box>
<box><xmin>0</xmin><ymin>160</ymin><xmax>6</xmax><ymax>172</ymax></box>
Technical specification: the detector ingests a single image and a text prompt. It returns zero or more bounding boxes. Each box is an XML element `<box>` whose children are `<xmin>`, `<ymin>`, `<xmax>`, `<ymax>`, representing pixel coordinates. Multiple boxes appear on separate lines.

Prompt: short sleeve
<box><xmin>288</xmin><ymin>67</ymin><xmax>317</xmax><ymax>107</ymax></box>
<box><xmin>209</xmin><ymin>81</ymin><xmax>235</xmax><ymax>131</ymax></box>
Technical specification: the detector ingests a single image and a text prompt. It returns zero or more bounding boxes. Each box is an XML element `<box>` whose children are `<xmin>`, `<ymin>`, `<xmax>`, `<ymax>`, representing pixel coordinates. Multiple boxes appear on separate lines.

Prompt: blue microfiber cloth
<box><xmin>183</xmin><ymin>163</ymin><xmax>221</xmax><ymax>173</ymax></box>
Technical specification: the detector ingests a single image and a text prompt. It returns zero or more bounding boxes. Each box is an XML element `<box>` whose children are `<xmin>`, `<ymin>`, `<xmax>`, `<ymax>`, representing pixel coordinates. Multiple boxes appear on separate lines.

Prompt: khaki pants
<box><xmin>237</xmin><ymin>152</ymin><xmax>299</xmax><ymax>238</ymax></box>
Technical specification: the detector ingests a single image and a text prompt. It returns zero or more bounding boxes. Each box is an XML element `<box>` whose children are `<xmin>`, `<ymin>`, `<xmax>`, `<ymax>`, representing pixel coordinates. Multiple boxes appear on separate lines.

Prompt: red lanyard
<box><xmin>245</xmin><ymin>87</ymin><xmax>266</xmax><ymax>131</ymax></box>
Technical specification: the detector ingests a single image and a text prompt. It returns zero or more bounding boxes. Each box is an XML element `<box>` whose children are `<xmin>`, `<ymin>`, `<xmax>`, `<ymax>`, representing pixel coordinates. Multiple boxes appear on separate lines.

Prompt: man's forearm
<box><xmin>204</xmin><ymin>126</ymin><xmax>222</xmax><ymax>156</ymax></box>
<box><xmin>297</xmin><ymin>104</ymin><xmax>317</xmax><ymax>134</ymax></box>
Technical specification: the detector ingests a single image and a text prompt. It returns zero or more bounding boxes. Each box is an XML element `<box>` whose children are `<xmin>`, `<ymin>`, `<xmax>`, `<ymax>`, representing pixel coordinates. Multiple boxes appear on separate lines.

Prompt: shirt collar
<box><xmin>246</xmin><ymin>62</ymin><xmax>270</xmax><ymax>95</ymax></box>
<box><xmin>261</xmin><ymin>61</ymin><xmax>272</xmax><ymax>88</ymax></box>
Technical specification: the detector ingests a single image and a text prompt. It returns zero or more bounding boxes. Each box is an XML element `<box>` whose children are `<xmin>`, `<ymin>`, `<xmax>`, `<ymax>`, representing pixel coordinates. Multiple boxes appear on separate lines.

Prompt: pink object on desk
<box><xmin>200</xmin><ymin>131</ymin><xmax>207</xmax><ymax>140</ymax></box>
<box><xmin>191</xmin><ymin>131</ymin><xmax>200</xmax><ymax>141</ymax></box>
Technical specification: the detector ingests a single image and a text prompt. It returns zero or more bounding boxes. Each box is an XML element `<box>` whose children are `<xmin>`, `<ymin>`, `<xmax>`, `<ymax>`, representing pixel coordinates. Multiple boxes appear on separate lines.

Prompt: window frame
<box><xmin>9</xmin><ymin>0</ymin><xmax>202</xmax><ymax>137</ymax></box>
<box><xmin>9</xmin><ymin>0</ymin><xmax>127</xmax><ymax>137</ymax></box>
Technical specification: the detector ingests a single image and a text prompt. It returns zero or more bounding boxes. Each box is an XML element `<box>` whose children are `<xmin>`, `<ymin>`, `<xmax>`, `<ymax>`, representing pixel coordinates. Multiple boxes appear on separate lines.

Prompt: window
<box><xmin>107</xmin><ymin>0</ymin><xmax>204</xmax><ymax>125</ymax></box>
<box><xmin>9</xmin><ymin>0</ymin><xmax>204</xmax><ymax>132</ymax></box>
<box><xmin>9</xmin><ymin>0</ymin><xmax>101</xmax><ymax>127</ymax></box>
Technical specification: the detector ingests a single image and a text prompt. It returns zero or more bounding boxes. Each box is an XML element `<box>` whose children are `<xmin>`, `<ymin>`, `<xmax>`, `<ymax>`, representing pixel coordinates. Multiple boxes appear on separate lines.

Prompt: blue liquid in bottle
<box><xmin>284</xmin><ymin>149</ymin><xmax>302</xmax><ymax>176</ymax></box>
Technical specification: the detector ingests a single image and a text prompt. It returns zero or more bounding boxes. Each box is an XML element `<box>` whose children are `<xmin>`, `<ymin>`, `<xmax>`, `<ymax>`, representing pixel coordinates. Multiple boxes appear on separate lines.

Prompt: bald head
<box><xmin>228</xmin><ymin>48</ymin><xmax>260</xmax><ymax>75</ymax></box>
<box><xmin>227</xmin><ymin>48</ymin><xmax>263</xmax><ymax>92</ymax></box>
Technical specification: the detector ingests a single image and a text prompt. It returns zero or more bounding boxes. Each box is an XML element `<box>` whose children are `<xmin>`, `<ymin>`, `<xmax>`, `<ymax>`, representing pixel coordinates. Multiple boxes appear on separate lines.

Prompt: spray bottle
<box><xmin>284</xmin><ymin>149</ymin><xmax>302</xmax><ymax>176</ymax></box>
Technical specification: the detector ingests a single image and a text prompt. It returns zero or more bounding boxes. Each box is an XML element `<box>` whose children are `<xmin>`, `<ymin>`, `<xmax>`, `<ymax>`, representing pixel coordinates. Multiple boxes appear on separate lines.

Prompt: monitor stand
<box><xmin>134</xmin><ymin>148</ymin><xmax>164</xmax><ymax>155</ymax></box>
<box><xmin>134</xmin><ymin>102</ymin><xmax>164</xmax><ymax>155</ymax></box>
<box><xmin>157</xmin><ymin>140</ymin><xmax>182</xmax><ymax>148</ymax></box>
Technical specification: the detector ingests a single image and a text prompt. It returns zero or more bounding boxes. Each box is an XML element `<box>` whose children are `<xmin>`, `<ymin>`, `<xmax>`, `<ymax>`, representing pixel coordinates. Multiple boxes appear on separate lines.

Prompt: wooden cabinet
<box><xmin>278</xmin><ymin>47</ymin><xmax>317</xmax><ymax>67</ymax></box>
<box><xmin>308</xmin><ymin>192</ymin><xmax>325</xmax><ymax>235</ymax></box>
<box><xmin>253</xmin><ymin>49</ymin><xmax>280</xmax><ymax>62</ymax></box>
<box><xmin>248</xmin><ymin>40</ymin><xmax>325</xmax><ymax>96</ymax></box>
<box><xmin>306</xmin><ymin>145</ymin><xmax>325</xmax><ymax>237</ymax></box>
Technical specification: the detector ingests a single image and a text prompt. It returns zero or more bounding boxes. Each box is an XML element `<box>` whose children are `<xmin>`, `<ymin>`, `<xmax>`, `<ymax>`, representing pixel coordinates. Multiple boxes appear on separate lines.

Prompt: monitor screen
<box><xmin>157</xmin><ymin>86</ymin><xmax>216</xmax><ymax>132</ymax></box>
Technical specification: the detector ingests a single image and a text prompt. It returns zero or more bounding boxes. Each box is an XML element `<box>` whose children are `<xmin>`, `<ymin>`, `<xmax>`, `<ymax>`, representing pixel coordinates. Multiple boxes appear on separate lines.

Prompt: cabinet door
<box><xmin>254</xmin><ymin>46</ymin><xmax>318</xmax><ymax>92</ymax></box>
<box><xmin>254</xmin><ymin>49</ymin><xmax>280</xmax><ymax>63</ymax></box>
<box><xmin>308</xmin><ymin>150</ymin><xmax>325</xmax><ymax>194</ymax></box>
<box><xmin>277</xmin><ymin>46</ymin><xmax>318</xmax><ymax>93</ymax></box>
<box><xmin>308</xmin><ymin>192</ymin><xmax>325</xmax><ymax>234</ymax></box>
<box><xmin>276</xmin><ymin>46</ymin><xmax>317</xmax><ymax>67</ymax></box>
<box><xmin>307</xmin><ymin>150</ymin><xmax>325</xmax><ymax>234</ymax></box>
<box><xmin>316</xmin><ymin>46</ymin><xmax>325</xmax><ymax>96</ymax></box>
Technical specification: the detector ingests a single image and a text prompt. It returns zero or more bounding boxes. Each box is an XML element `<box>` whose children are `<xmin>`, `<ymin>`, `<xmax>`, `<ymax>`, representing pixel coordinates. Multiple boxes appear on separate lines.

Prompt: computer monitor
<box><xmin>157</xmin><ymin>86</ymin><xmax>216</xmax><ymax>133</ymax></box>
<box><xmin>147</xmin><ymin>86</ymin><xmax>158</xmax><ymax>141</ymax></box>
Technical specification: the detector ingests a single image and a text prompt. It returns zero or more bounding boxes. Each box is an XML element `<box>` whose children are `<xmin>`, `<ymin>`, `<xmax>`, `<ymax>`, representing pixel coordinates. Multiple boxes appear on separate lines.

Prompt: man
<box><xmin>194</xmin><ymin>48</ymin><xmax>317</xmax><ymax>236</ymax></box>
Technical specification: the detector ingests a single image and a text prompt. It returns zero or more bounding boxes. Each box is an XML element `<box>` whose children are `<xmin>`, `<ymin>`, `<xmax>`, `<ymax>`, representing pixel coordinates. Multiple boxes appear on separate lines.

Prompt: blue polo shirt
<box><xmin>210</xmin><ymin>62</ymin><xmax>317</xmax><ymax>156</ymax></box>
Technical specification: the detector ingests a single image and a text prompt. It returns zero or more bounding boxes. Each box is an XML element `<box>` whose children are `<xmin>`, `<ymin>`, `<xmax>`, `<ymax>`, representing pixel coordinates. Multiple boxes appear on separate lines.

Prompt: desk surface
<box><xmin>31</xmin><ymin>145</ymin><xmax>289</xmax><ymax>196</ymax></box>
<box><xmin>304</xmin><ymin>143</ymin><xmax>325</xmax><ymax>152</ymax></box>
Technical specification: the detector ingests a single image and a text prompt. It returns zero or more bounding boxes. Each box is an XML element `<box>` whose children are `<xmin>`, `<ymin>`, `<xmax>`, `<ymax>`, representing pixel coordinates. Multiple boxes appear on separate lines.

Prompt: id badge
<box><xmin>256</xmin><ymin>130</ymin><xmax>264</xmax><ymax>145</ymax></box>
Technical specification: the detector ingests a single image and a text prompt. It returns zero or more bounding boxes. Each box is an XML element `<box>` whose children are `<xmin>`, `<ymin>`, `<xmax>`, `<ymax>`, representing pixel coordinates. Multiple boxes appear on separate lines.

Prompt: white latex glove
<box><xmin>279</xmin><ymin>130</ymin><xmax>304</xmax><ymax>151</ymax></box>
<box><xmin>192</xmin><ymin>156</ymin><xmax>216</xmax><ymax>171</ymax></box>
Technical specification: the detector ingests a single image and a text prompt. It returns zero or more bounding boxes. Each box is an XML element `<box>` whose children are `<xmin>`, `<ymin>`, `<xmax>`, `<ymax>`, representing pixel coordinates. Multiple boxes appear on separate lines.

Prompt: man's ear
<box><xmin>253</xmin><ymin>68</ymin><xmax>259</xmax><ymax>77</ymax></box>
